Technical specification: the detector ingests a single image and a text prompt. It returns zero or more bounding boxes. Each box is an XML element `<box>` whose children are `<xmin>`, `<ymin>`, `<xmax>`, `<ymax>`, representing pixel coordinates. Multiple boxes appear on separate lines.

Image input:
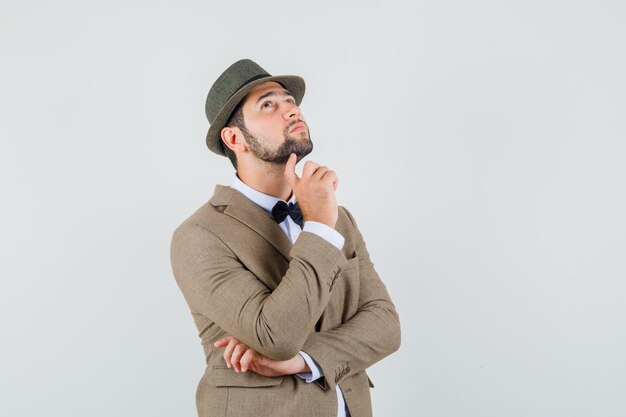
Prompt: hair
<box><xmin>222</xmin><ymin>100</ymin><xmax>246</xmax><ymax>170</ymax></box>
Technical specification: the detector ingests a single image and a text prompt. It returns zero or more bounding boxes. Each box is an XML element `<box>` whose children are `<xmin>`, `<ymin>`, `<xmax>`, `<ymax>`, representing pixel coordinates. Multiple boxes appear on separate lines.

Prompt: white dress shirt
<box><xmin>230</xmin><ymin>173</ymin><xmax>351</xmax><ymax>417</ymax></box>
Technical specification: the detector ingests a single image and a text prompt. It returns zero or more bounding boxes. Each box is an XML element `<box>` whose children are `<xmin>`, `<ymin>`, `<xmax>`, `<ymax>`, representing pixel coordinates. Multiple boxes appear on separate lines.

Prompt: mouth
<box><xmin>289</xmin><ymin>122</ymin><xmax>307</xmax><ymax>133</ymax></box>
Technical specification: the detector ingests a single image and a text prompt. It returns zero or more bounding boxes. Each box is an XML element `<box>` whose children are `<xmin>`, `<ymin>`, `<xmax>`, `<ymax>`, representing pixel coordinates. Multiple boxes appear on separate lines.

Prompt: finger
<box><xmin>231</xmin><ymin>344</ymin><xmax>248</xmax><ymax>373</ymax></box>
<box><xmin>214</xmin><ymin>336</ymin><xmax>234</xmax><ymax>348</ymax></box>
<box><xmin>249</xmin><ymin>352</ymin><xmax>263</xmax><ymax>373</ymax></box>
<box><xmin>321</xmin><ymin>170</ymin><xmax>338</xmax><ymax>188</ymax></box>
<box><xmin>248</xmin><ymin>360</ymin><xmax>259</xmax><ymax>374</ymax></box>
<box><xmin>283</xmin><ymin>153</ymin><xmax>300</xmax><ymax>189</ymax></box>
<box><xmin>302</xmin><ymin>160</ymin><xmax>321</xmax><ymax>179</ymax></box>
<box><xmin>311</xmin><ymin>166</ymin><xmax>329</xmax><ymax>181</ymax></box>
<box><xmin>240</xmin><ymin>349</ymin><xmax>255</xmax><ymax>373</ymax></box>
<box><xmin>224</xmin><ymin>338</ymin><xmax>239</xmax><ymax>368</ymax></box>
<box><xmin>249</xmin><ymin>354</ymin><xmax>265</xmax><ymax>375</ymax></box>
<box><xmin>325</xmin><ymin>170</ymin><xmax>338</xmax><ymax>191</ymax></box>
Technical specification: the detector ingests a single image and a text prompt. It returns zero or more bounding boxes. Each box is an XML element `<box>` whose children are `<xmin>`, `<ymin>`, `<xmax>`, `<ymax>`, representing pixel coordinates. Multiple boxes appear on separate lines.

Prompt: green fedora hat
<box><xmin>205</xmin><ymin>58</ymin><xmax>306</xmax><ymax>156</ymax></box>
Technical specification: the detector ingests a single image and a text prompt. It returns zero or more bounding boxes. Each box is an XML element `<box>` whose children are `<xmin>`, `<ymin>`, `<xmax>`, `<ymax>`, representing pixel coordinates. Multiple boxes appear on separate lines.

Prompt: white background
<box><xmin>1</xmin><ymin>1</ymin><xmax>625</xmax><ymax>416</ymax></box>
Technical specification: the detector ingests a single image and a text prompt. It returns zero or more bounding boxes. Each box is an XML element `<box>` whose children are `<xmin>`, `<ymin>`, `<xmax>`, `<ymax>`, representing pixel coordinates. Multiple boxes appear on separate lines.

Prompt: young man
<box><xmin>170</xmin><ymin>59</ymin><xmax>401</xmax><ymax>417</ymax></box>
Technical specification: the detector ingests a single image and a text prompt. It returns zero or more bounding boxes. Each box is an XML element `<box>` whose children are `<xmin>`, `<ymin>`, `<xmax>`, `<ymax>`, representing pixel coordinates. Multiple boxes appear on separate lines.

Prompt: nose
<box><xmin>283</xmin><ymin>101</ymin><xmax>301</xmax><ymax>120</ymax></box>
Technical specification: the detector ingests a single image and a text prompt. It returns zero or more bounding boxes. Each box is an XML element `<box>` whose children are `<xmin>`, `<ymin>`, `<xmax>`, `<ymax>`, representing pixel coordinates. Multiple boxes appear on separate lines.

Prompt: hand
<box><xmin>214</xmin><ymin>336</ymin><xmax>310</xmax><ymax>377</ymax></box>
<box><xmin>284</xmin><ymin>153</ymin><xmax>339</xmax><ymax>229</ymax></box>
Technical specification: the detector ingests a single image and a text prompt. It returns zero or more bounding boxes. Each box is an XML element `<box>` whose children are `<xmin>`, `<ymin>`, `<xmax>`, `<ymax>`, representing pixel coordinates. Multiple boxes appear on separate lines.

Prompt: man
<box><xmin>170</xmin><ymin>59</ymin><xmax>401</xmax><ymax>417</ymax></box>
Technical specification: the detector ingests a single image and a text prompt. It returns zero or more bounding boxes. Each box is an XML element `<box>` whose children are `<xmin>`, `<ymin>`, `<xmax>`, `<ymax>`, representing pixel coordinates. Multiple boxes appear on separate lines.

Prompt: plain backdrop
<box><xmin>1</xmin><ymin>1</ymin><xmax>625</xmax><ymax>416</ymax></box>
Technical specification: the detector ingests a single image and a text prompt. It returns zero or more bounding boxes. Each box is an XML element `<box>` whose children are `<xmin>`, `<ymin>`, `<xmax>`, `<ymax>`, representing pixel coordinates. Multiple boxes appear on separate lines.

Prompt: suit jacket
<box><xmin>170</xmin><ymin>184</ymin><xmax>401</xmax><ymax>417</ymax></box>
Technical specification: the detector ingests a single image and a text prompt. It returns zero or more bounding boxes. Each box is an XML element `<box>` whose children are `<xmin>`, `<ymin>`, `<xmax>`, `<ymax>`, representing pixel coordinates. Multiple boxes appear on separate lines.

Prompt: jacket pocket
<box><xmin>208</xmin><ymin>366</ymin><xmax>284</xmax><ymax>387</ymax></box>
<box><xmin>344</xmin><ymin>252</ymin><xmax>359</xmax><ymax>270</ymax></box>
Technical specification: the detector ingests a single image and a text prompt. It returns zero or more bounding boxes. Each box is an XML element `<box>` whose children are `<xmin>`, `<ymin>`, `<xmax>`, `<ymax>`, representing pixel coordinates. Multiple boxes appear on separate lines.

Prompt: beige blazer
<box><xmin>170</xmin><ymin>184</ymin><xmax>401</xmax><ymax>417</ymax></box>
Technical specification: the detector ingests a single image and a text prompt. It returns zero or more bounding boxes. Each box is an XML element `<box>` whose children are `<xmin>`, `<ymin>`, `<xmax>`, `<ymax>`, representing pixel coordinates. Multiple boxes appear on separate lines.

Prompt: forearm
<box><xmin>250</xmin><ymin>227</ymin><xmax>345</xmax><ymax>359</ymax></box>
<box><xmin>301</xmin><ymin>302</ymin><xmax>401</xmax><ymax>390</ymax></box>
<box><xmin>171</xmin><ymin>223</ymin><xmax>348</xmax><ymax>361</ymax></box>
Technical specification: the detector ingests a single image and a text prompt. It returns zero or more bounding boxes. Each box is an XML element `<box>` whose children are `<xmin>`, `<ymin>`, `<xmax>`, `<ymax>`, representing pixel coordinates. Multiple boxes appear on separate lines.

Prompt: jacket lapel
<box><xmin>209</xmin><ymin>184</ymin><xmax>293</xmax><ymax>261</ymax></box>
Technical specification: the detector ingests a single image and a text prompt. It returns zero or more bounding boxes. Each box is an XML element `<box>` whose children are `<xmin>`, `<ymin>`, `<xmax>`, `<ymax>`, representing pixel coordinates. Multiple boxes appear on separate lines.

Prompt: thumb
<box><xmin>213</xmin><ymin>336</ymin><xmax>233</xmax><ymax>347</ymax></box>
<box><xmin>284</xmin><ymin>153</ymin><xmax>299</xmax><ymax>188</ymax></box>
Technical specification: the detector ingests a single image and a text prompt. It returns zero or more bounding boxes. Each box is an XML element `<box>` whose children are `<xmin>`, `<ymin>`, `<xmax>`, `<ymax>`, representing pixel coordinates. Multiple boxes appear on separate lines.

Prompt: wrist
<box><xmin>296</xmin><ymin>353</ymin><xmax>311</xmax><ymax>374</ymax></box>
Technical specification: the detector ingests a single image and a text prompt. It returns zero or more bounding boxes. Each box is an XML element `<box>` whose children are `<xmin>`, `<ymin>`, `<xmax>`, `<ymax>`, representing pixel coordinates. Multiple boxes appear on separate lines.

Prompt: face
<box><xmin>238</xmin><ymin>81</ymin><xmax>313</xmax><ymax>164</ymax></box>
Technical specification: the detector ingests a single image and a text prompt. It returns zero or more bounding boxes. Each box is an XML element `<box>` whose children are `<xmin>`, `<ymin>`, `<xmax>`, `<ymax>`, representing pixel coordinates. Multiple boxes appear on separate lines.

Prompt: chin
<box><xmin>281</xmin><ymin>137</ymin><xmax>313</xmax><ymax>158</ymax></box>
<box><xmin>296</xmin><ymin>147</ymin><xmax>313</xmax><ymax>161</ymax></box>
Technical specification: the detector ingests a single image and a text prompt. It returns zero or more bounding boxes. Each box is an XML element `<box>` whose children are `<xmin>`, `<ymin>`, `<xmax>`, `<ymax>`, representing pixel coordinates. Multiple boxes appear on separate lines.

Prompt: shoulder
<box><xmin>172</xmin><ymin>183</ymin><xmax>239</xmax><ymax>238</ymax></box>
<box><xmin>170</xmin><ymin>202</ymin><xmax>238</xmax><ymax>274</ymax></box>
<box><xmin>171</xmin><ymin>200</ymin><xmax>225</xmax><ymax>246</ymax></box>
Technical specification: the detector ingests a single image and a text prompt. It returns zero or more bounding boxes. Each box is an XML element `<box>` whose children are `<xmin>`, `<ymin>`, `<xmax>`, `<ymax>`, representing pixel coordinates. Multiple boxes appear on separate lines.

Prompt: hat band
<box><xmin>229</xmin><ymin>73</ymin><xmax>272</xmax><ymax>100</ymax></box>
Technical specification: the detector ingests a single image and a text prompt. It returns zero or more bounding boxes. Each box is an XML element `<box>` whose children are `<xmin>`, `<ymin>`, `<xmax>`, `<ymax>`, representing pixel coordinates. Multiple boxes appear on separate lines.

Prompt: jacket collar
<box><xmin>209</xmin><ymin>184</ymin><xmax>293</xmax><ymax>261</ymax></box>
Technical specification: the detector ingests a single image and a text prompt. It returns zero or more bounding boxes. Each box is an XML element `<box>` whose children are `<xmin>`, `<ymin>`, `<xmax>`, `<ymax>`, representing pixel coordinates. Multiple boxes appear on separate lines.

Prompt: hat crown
<box><xmin>205</xmin><ymin>59</ymin><xmax>271</xmax><ymax>122</ymax></box>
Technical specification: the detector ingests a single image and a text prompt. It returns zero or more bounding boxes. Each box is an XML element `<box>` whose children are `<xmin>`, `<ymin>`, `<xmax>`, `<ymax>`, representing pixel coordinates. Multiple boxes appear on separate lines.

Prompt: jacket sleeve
<box><xmin>300</xmin><ymin>207</ymin><xmax>402</xmax><ymax>392</ymax></box>
<box><xmin>170</xmin><ymin>223</ymin><xmax>348</xmax><ymax>361</ymax></box>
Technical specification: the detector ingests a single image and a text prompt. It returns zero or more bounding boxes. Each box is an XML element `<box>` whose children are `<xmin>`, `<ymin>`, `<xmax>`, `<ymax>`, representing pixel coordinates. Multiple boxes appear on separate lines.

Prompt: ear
<box><xmin>221</xmin><ymin>126</ymin><xmax>248</xmax><ymax>153</ymax></box>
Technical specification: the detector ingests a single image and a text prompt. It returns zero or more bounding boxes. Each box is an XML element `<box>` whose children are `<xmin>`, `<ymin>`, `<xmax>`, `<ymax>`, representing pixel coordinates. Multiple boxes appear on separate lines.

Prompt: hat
<box><xmin>205</xmin><ymin>59</ymin><xmax>306</xmax><ymax>156</ymax></box>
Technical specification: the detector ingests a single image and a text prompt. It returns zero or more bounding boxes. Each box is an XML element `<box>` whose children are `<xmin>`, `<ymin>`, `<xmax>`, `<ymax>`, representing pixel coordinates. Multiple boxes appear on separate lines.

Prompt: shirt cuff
<box><xmin>295</xmin><ymin>350</ymin><xmax>324</xmax><ymax>383</ymax></box>
<box><xmin>302</xmin><ymin>221</ymin><xmax>345</xmax><ymax>250</ymax></box>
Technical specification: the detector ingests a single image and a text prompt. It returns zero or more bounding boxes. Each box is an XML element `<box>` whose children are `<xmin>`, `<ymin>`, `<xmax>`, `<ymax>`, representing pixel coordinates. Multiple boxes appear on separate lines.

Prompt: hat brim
<box><xmin>206</xmin><ymin>75</ymin><xmax>305</xmax><ymax>156</ymax></box>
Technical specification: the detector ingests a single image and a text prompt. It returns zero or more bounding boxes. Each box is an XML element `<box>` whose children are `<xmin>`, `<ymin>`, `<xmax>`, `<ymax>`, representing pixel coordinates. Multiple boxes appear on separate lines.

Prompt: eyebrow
<box><xmin>255</xmin><ymin>89</ymin><xmax>294</xmax><ymax>106</ymax></box>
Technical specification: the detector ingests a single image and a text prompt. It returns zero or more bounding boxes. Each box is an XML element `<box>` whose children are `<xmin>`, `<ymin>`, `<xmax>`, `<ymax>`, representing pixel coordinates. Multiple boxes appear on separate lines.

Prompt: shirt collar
<box><xmin>230</xmin><ymin>172</ymin><xmax>297</xmax><ymax>215</ymax></box>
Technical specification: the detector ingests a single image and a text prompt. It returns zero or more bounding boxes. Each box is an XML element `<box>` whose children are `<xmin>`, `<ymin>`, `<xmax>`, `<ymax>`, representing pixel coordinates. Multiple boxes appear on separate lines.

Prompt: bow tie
<box><xmin>271</xmin><ymin>201</ymin><xmax>304</xmax><ymax>228</ymax></box>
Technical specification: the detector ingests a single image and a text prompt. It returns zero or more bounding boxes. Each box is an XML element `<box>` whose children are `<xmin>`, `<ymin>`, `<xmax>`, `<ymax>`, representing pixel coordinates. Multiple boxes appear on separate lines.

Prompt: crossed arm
<box><xmin>171</xmin><ymin>206</ymin><xmax>400</xmax><ymax>390</ymax></box>
<box><xmin>213</xmin><ymin>335</ymin><xmax>310</xmax><ymax>375</ymax></box>
<box><xmin>210</xmin><ymin>208</ymin><xmax>401</xmax><ymax>390</ymax></box>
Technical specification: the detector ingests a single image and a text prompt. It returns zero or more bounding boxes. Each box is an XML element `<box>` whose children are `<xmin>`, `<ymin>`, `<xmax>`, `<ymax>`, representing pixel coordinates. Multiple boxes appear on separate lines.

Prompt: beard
<box><xmin>240</xmin><ymin>123</ymin><xmax>313</xmax><ymax>165</ymax></box>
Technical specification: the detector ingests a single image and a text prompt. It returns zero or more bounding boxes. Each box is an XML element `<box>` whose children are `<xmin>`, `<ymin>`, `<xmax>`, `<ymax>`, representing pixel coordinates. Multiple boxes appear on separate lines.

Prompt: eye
<box><xmin>287</xmin><ymin>98</ymin><xmax>295</xmax><ymax>104</ymax></box>
<box><xmin>261</xmin><ymin>101</ymin><xmax>273</xmax><ymax>109</ymax></box>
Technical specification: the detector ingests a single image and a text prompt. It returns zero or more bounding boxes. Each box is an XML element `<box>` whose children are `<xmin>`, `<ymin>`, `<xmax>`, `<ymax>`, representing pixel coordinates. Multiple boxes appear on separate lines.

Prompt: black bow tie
<box><xmin>271</xmin><ymin>201</ymin><xmax>303</xmax><ymax>228</ymax></box>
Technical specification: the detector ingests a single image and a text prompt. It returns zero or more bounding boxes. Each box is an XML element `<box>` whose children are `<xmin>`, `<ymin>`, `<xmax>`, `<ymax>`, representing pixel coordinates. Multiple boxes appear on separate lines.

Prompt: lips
<box><xmin>290</xmin><ymin>122</ymin><xmax>307</xmax><ymax>133</ymax></box>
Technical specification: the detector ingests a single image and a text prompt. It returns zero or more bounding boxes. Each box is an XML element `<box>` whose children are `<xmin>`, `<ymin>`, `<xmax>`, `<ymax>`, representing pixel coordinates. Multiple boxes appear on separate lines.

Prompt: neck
<box><xmin>236</xmin><ymin>161</ymin><xmax>293</xmax><ymax>201</ymax></box>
